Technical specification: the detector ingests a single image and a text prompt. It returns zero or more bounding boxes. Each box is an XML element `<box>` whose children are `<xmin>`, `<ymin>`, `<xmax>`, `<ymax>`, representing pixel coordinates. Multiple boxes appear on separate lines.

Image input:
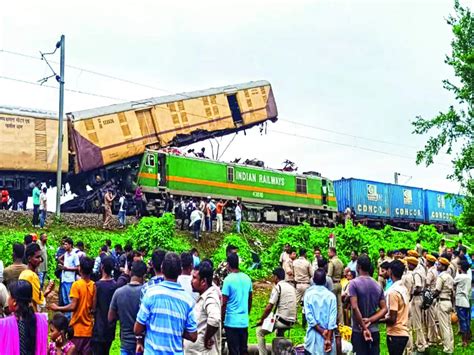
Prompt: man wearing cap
<box><xmin>406</xmin><ymin>255</ymin><xmax>427</xmax><ymax>352</ymax></box>
<box><xmin>433</xmin><ymin>257</ymin><xmax>454</xmax><ymax>354</ymax></box>
<box><xmin>424</xmin><ymin>254</ymin><xmax>440</xmax><ymax>345</ymax></box>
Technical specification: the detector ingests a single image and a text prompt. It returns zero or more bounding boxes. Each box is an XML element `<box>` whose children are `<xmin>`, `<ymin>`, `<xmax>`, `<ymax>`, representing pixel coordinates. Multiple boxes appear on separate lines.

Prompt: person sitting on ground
<box><xmin>48</xmin><ymin>313</ymin><xmax>76</xmax><ymax>355</ymax></box>
<box><xmin>0</xmin><ymin>280</ymin><xmax>48</xmax><ymax>354</ymax></box>
<box><xmin>256</xmin><ymin>267</ymin><xmax>297</xmax><ymax>355</ymax></box>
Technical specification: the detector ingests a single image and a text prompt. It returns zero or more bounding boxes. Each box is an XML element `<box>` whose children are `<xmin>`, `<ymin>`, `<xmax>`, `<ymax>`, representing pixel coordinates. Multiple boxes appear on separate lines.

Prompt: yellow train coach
<box><xmin>0</xmin><ymin>105</ymin><xmax>68</xmax><ymax>173</ymax></box>
<box><xmin>67</xmin><ymin>80</ymin><xmax>277</xmax><ymax>173</ymax></box>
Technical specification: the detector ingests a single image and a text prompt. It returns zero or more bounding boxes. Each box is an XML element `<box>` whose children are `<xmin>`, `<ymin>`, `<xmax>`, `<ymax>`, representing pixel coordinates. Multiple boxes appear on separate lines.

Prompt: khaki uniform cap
<box><xmin>407</xmin><ymin>250</ymin><xmax>419</xmax><ymax>258</ymax></box>
<box><xmin>438</xmin><ymin>257</ymin><xmax>450</xmax><ymax>266</ymax></box>
<box><xmin>405</xmin><ymin>256</ymin><xmax>419</xmax><ymax>266</ymax></box>
<box><xmin>425</xmin><ymin>254</ymin><xmax>437</xmax><ymax>263</ymax></box>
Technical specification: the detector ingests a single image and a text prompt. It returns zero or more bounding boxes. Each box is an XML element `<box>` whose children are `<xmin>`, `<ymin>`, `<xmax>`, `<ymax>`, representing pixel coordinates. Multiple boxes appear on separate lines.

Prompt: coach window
<box><xmin>296</xmin><ymin>177</ymin><xmax>307</xmax><ymax>194</ymax></box>
<box><xmin>146</xmin><ymin>154</ymin><xmax>156</xmax><ymax>167</ymax></box>
<box><xmin>227</xmin><ymin>166</ymin><xmax>234</xmax><ymax>182</ymax></box>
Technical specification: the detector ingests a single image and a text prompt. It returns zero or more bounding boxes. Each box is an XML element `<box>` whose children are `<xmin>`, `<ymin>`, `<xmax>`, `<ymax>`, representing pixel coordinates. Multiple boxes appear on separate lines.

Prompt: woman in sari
<box><xmin>0</xmin><ymin>280</ymin><xmax>48</xmax><ymax>355</ymax></box>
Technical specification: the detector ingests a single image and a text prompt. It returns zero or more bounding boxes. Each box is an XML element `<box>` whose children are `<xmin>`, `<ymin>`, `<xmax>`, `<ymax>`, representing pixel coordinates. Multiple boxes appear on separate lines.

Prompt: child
<box><xmin>49</xmin><ymin>313</ymin><xmax>76</xmax><ymax>354</ymax></box>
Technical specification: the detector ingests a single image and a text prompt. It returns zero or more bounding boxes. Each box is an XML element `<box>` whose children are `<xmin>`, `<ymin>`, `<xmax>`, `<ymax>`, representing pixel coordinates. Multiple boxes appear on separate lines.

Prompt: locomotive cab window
<box><xmin>227</xmin><ymin>166</ymin><xmax>234</xmax><ymax>182</ymax></box>
<box><xmin>145</xmin><ymin>154</ymin><xmax>156</xmax><ymax>167</ymax></box>
<box><xmin>296</xmin><ymin>177</ymin><xmax>307</xmax><ymax>194</ymax></box>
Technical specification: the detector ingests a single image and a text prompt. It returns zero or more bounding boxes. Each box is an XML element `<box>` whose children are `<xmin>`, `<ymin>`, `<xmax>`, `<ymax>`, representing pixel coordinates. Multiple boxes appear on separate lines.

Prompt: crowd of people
<box><xmin>0</xmin><ymin>230</ymin><xmax>473</xmax><ymax>355</ymax></box>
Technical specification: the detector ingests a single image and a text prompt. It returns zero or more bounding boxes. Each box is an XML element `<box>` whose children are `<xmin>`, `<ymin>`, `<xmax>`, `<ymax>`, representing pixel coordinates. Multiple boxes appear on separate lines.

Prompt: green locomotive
<box><xmin>137</xmin><ymin>149</ymin><xmax>337</xmax><ymax>225</ymax></box>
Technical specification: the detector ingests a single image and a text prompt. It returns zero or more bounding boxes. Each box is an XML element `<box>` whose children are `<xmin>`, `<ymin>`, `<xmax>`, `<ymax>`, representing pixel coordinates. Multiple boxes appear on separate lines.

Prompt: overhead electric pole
<box><xmin>56</xmin><ymin>35</ymin><xmax>65</xmax><ymax>217</ymax></box>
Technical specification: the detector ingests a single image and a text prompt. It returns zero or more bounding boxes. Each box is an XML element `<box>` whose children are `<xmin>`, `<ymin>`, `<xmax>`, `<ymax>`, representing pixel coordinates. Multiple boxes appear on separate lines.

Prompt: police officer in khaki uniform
<box><xmin>433</xmin><ymin>257</ymin><xmax>454</xmax><ymax>354</ymax></box>
<box><xmin>327</xmin><ymin>246</ymin><xmax>344</xmax><ymax>324</ymax></box>
<box><xmin>283</xmin><ymin>248</ymin><xmax>297</xmax><ymax>286</ymax></box>
<box><xmin>424</xmin><ymin>254</ymin><xmax>440</xmax><ymax>345</ymax></box>
<box><xmin>293</xmin><ymin>248</ymin><xmax>313</xmax><ymax>304</ymax></box>
<box><xmin>406</xmin><ymin>255</ymin><xmax>428</xmax><ymax>353</ymax></box>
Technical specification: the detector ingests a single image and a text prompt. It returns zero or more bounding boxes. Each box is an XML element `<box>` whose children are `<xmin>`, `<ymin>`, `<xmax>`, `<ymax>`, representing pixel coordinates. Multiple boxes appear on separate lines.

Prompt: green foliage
<box><xmin>127</xmin><ymin>213</ymin><xmax>191</xmax><ymax>256</ymax></box>
<box><xmin>412</xmin><ymin>0</ymin><xmax>474</xmax><ymax>225</ymax></box>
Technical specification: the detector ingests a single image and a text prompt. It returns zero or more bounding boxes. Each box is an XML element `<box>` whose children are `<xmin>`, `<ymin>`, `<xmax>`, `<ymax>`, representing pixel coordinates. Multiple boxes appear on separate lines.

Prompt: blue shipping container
<box><xmin>424</xmin><ymin>190</ymin><xmax>462</xmax><ymax>223</ymax></box>
<box><xmin>334</xmin><ymin>178</ymin><xmax>390</xmax><ymax>218</ymax></box>
<box><xmin>388</xmin><ymin>184</ymin><xmax>425</xmax><ymax>221</ymax></box>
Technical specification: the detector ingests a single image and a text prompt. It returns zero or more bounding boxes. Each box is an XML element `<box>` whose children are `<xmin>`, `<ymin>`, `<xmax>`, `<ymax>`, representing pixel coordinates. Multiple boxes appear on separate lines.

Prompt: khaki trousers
<box><xmin>256</xmin><ymin>320</ymin><xmax>291</xmax><ymax>355</ymax></box>
<box><xmin>410</xmin><ymin>295</ymin><xmax>427</xmax><ymax>352</ymax></box>
<box><xmin>438</xmin><ymin>300</ymin><xmax>454</xmax><ymax>354</ymax></box>
<box><xmin>216</xmin><ymin>213</ymin><xmax>224</xmax><ymax>232</ymax></box>
<box><xmin>333</xmin><ymin>282</ymin><xmax>343</xmax><ymax>325</ymax></box>
<box><xmin>426</xmin><ymin>300</ymin><xmax>440</xmax><ymax>344</ymax></box>
<box><xmin>296</xmin><ymin>283</ymin><xmax>310</xmax><ymax>305</ymax></box>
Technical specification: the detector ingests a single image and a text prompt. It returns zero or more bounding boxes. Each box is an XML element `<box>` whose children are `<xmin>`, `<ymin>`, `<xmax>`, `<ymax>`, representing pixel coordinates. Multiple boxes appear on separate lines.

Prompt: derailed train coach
<box><xmin>334</xmin><ymin>178</ymin><xmax>463</xmax><ymax>230</ymax></box>
<box><xmin>0</xmin><ymin>80</ymin><xmax>278</xmax><ymax>205</ymax></box>
<box><xmin>0</xmin><ymin>105</ymin><xmax>68</xmax><ymax>197</ymax></box>
<box><xmin>67</xmin><ymin>80</ymin><xmax>277</xmax><ymax>175</ymax></box>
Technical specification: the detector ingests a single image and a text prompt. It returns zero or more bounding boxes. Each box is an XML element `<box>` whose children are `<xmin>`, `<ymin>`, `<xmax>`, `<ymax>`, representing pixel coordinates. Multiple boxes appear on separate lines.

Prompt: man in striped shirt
<box><xmin>134</xmin><ymin>252</ymin><xmax>197</xmax><ymax>354</ymax></box>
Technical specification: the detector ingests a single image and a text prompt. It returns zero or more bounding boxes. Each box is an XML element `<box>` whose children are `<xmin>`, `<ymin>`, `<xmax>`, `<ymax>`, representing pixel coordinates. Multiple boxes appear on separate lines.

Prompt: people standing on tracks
<box><xmin>348</xmin><ymin>255</ymin><xmax>387</xmax><ymax>355</ymax></box>
<box><xmin>37</xmin><ymin>233</ymin><xmax>48</xmax><ymax>289</ymax></box>
<box><xmin>221</xmin><ymin>252</ymin><xmax>253</xmax><ymax>355</ymax></box>
<box><xmin>256</xmin><ymin>267</ymin><xmax>296</xmax><ymax>355</ymax></box>
<box><xmin>433</xmin><ymin>257</ymin><xmax>454</xmax><ymax>354</ymax></box>
<box><xmin>190</xmin><ymin>206</ymin><xmax>204</xmax><ymax>241</ymax></box>
<box><xmin>0</xmin><ymin>189</ymin><xmax>9</xmax><ymax>210</ymax></box>
<box><xmin>32</xmin><ymin>181</ymin><xmax>41</xmax><ymax>227</ymax></box>
<box><xmin>235</xmin><ymin>201</ymin><xmax>242</xmax><ymax>233</ymax></box>
<box><xmin>134</xmin><ymin>186</ymin><xmax>143</xmax><ymax>219</ymax></box>
<box><xmin>164</xmin><ymin>193</ymin><xmax>174</xmax><ymax>213</ymax></box>
<box><xmin>103</xmin><ymin>189</ymin><xmax>115</xmax><ymax>229</ymax></box>
<box><xmin>204</xmin><ymin>197</ymin><xmax>212</xmax><ymax>232</ymax></box>
<box><xmin>118</xmin><ymin>193</ymin><xmax>127</xmax><ymax>228</ymax></box>
<box><xmin>216</xmin><ymin>199</ymin><xmax>227</xmax><ymax>233</ymax></box>
<box><xmin>304</xmin><ymin>268</ymin><xmax>337</xmax><ymax>355</ymax></box>
<box><xmin>185</xmin><ymin>260</ymin><xmax>222</xmax><ymax>355</ymax></box>
<box><xmin>379</xmin><ymin>260</ymin><xmax>410</xmax><ymax>355</ymax></box>
<box><xmin>39</xmin><ymin>186</ymin><xmax>47</xmax><ymax>228</ymax></box>
<box><xmin>344</xmin><ymin>205</ymin><xmax>351</xmax><ymax>226</ymax></box>
<box><xmin>327</xmin><ymin>247</ymin><xmax>344</xmax><ymax>325</ymax></box>
<box><xmin>454</xmin><ymin>260</ymin><xmax>471</xmax><ymax>347</ymax></box>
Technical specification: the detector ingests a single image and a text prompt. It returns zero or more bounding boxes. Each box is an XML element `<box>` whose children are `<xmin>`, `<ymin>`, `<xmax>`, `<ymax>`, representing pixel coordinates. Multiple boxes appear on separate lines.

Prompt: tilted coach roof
<box><xmin>0</xmin><ymin>104</ymin><xmax>57</xmax><ymax>119</ymax></box>
<box><xmin>68</xmin><ymin>80</ymin><xmax>271</xmax><ymax>121</ymax></box>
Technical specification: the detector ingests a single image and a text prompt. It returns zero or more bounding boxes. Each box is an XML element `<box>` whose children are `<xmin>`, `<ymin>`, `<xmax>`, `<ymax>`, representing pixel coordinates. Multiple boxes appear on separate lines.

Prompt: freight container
<box><xmin>388</xmin><ymin>184</ymin><xmax>425</xmax><ymax>222</ymax></box>
<box><xmin>424</xmin><ymin>189</ymin><xmax>462</xmax><ymax>223</ymax></box>
<box><xmin>333</xmin><ymin>178</ymin><xmax>390</xmax><ymax>219</ymax></box>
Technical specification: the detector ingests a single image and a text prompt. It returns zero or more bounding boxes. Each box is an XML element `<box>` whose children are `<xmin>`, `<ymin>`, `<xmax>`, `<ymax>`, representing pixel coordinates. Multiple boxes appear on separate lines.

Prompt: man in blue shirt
<box><xmin>134</xmin><ymin>252</ymin><xmax>197</xmax><ymax>355</ymax></box>
<box><xmin>221</xmin><ymin>252</ymin><xmax>253</xmax><ymax>355</ymax></box>
<box><xmin>304</xmin><ymin>268</ymin><xmax>337</xmax><ymax>355</ymax></box>
<box><xmin>32</xmin><ymin>181</ymin><xmax>41</xmax><ymax>227</ymax></box>
<box><xmin>140</xmin><ymin>249</ymin><xmax>166</xmax><ymax>300</ymax></box>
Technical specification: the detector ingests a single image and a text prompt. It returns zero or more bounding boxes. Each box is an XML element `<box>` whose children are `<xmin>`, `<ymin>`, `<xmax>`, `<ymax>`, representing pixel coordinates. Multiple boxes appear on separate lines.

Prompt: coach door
<box><xmin>226</xmin><ymin>94</ymin><xmax>243</xmax><ymax>126</ymax></box>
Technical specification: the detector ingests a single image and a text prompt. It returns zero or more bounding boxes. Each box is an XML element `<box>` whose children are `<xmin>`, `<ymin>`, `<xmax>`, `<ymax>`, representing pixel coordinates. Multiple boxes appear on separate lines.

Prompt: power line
<box><xmin>279</xmin><ymin>118</ymin><xmax>419</xmax><ymax>149</ymax></box>
<box><xmin>0</xmin><ymin>75</ymin><xmax>128</xmax><ymax>101</ymax></box>
<box><xmin>270</xmin><ymin>128</ymin><xmax>452</xmax><ymax>167</ymax></box>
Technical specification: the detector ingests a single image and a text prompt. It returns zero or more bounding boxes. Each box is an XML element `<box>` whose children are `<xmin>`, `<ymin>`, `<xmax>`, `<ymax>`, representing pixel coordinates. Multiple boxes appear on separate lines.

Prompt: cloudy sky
<box><xmin>0</xmin><ymin>0</ymin><xmax>468</xmax><ymax>193</ymax></box>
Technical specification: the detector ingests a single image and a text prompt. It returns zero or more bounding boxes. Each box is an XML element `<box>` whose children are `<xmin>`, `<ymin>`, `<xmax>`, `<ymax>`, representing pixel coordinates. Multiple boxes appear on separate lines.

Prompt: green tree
<box><xmin>412</xmin><ymin>0</ymin><xmax>474</xmax><ymax>226</ymax></box>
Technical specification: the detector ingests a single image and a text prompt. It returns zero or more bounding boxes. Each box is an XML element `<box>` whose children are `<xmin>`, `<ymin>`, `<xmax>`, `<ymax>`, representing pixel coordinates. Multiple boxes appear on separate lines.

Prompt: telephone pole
<box><xmin>56</xmin><ymin>35</ymin><xmax>65</xmax><ymax>217</ymax></box>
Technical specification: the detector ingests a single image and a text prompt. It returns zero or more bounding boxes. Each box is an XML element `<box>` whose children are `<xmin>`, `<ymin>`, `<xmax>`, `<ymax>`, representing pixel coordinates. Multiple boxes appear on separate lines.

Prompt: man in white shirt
<box><xmin>118</xmin><ymin>194</ymin><xmax>127</xmax><ymax>228</ymax></box>
<box><xmin>454</xmin><ymin>260</ymin><xmax>472</xmax><ymax>347</ymax></box>
<box><xmin>185</xmin><ymin>261</ymin><xmax>221</xmax><ymax>354</ymax></box>
<box><xmin>59</xmin><ymin>237</ymin><xmax>80</xmax><ymax>319</ymax></box>
<box><xmin>190</xmin><ymin>207</ymin><xmax>203</xmax><ymax>241</ymax></box>
<box><xmin>235</xmin><ymin>202</ymin><xmax>242</xmax><ymax>233</ymax></box>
